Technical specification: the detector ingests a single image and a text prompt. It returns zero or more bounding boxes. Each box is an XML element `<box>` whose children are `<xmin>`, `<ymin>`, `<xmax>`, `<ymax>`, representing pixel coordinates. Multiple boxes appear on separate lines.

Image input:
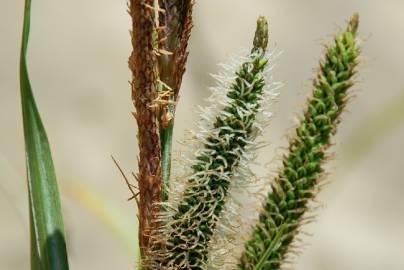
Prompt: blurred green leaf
<box><xmin>65</xmin><ymin>180</ymin><xmax>139</xmax><ymax>259</ymax></box>
<box><xmin>20</xmin><ymin>0</ymin><xmax>69</xmax><ymax>269</ymax></box>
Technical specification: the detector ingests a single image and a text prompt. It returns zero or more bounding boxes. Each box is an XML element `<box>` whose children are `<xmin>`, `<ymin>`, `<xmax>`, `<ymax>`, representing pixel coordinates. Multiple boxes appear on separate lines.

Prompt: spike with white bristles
<box><xmin>144</xmin><ymin>17</ymin><xmax>283</xmax><ymax>270</ymax></box>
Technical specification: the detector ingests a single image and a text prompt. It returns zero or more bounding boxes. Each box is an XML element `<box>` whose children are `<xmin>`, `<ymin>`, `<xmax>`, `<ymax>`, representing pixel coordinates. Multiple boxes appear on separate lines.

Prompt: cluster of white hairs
<box><xmin>168</xmin><ymin>47</ymin><xmax>282</xmax><ymax>208</ymax></box>
<box><xmin>204</xmin><ymin>48</ymin><xmax>283</xmax><ymax>270</ymax></box>
<box><xmin>143</xmin><ymin>43</ymin><xmax>283</xmax><ymax>270</ymax></box>
<box><xmin>170</xmin><ymin>48</ymin><xmax>281</xmax><ymax>208</ymax></box>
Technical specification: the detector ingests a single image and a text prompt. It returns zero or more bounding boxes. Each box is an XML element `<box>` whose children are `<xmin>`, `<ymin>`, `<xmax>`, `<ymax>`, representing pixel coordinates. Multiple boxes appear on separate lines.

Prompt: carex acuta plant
<box><xmin>237</xmin><ymin>14</ymin><xmax>360</xmax><ymax>270</ymax></box>
<box><xmin>18</xmin><ymin>0</ymin><xmax>361</xmax><ymax>269</ymax></box>
<box><xmin>128</xmin><ymin>0</ymin><xmax>194</xmax><ymax>257</ymax></box>
<box><xmin>148</xmin><ymin>17</ymin><xmax>278</xmax><ymax>270</ymax></box>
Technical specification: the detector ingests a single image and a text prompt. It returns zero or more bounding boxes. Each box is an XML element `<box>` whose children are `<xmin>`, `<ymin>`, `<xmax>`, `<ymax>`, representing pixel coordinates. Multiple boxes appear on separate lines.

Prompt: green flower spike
<box><xmin>151</xmin><ymin>17</ymin><xmax>278</xmax><ymax>270</ymax></box>
<box><xmin>237</xmin><ymin>13</ymin><xmax>360</xmax><ymax>270</ymax></box>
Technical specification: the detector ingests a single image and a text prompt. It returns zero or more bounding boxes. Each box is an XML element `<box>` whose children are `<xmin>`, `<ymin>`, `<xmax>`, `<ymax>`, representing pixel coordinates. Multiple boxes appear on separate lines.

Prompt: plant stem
<box><xmin>160</xmin><ymin>120</ymin><xmax>174</xmax><ymax>201</ymax></box>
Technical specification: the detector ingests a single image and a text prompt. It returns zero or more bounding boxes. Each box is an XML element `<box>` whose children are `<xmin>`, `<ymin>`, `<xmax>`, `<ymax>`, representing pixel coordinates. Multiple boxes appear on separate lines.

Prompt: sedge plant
<box><xmin>18</xmin><ymin>0</ymin><xmax>361</xmax><ymax>269</ymax></box>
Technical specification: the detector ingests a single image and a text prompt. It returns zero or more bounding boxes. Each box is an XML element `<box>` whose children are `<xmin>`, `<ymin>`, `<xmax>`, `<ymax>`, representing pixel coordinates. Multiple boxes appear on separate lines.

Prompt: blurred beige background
<box><xmin>1</xmin><ymin>0</ymin><xmax>404</xmax><ymax>269</ymax></box>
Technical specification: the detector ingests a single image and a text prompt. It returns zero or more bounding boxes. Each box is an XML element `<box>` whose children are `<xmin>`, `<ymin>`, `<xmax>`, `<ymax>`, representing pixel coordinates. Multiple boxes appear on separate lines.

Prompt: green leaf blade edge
<box><xmin>20</xmin><ymin>1</ymin><xmax>69</xmax><ymax>269</ymax></box>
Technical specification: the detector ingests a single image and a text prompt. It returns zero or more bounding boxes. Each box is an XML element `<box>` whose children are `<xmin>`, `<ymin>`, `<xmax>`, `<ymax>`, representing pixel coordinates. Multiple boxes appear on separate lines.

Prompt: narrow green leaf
<box><xmin>20</xmin><ymin>0</ymin><xmax>69</xmax><ymax>269</ymax></box>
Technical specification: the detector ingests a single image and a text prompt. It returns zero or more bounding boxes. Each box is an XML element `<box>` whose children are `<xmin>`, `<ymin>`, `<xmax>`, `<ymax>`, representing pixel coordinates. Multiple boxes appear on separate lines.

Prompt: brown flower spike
<box><xmin>129</xmin><ymin>0</ymin><xmax>162</xmax><ymax>255</ymax></box>
<box><xmin>128</xmin><ymin>0</ymin><xmax>194</xmax><ymax>260</ymax></box>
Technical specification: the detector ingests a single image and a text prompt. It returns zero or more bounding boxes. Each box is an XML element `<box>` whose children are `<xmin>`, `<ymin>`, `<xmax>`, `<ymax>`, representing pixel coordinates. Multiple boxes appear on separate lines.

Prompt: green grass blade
<box><xmin>20</xmin><ymin>1</ymin><xmax>69</xmax><ymax>269</ymax></box>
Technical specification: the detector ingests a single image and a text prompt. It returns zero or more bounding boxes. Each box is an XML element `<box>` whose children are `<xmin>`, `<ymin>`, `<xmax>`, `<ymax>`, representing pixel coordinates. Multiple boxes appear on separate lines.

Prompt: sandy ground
<box><xmin>1</xmin><ymin>0</ymin><xmax>404</xmax><ymax>269</ymax></box>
